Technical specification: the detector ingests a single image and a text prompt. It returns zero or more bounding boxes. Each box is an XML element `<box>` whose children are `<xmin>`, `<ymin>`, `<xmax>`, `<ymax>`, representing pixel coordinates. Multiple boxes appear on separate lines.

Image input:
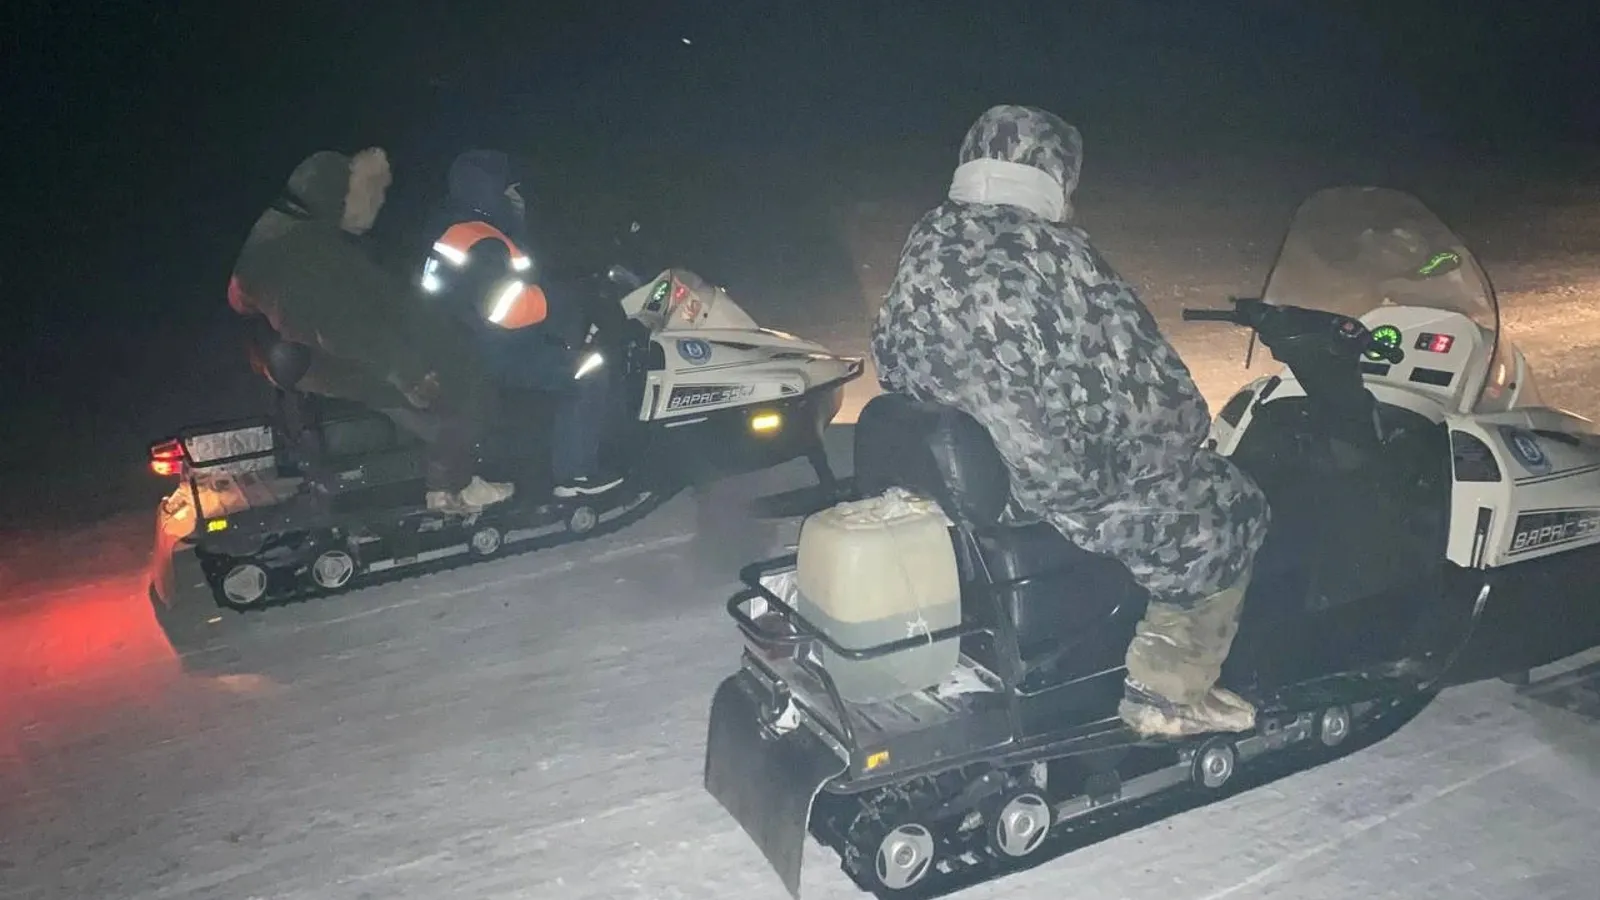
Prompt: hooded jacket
<box><xmin>421</xmin><ymin>150</ymin><xmax>591</xmax><ymax>389</ymax></box>
<box><xmin>871</xmin><ymin>105</ymin><xmax>1268</xmax><ymax>604</ymax></box>
<box><xmin>232</xmin><ymin>149</ymin><xmax>458</xmax><ymax>397</ymax></box>
<box><xmin>437</xmin><ymin>149</ymin><xmax>528</xmax><ymax>246</ymax></box>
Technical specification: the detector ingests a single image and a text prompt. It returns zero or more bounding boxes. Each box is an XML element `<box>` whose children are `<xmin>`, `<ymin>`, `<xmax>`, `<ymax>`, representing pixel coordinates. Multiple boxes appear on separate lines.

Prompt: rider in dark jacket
<box><xmin>231</xmin><ymin>147</ymin><xmax>515</xmax><ymax>513</ymax></box>
<box><xmin>420</xmin><ymin>149</ymin><xmax>622</xmax><ymax>498</ymax></box>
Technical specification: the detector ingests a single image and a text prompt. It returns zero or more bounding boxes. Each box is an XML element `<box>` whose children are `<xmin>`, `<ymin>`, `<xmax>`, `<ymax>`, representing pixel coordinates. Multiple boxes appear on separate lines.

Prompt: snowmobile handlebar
<box><xmin>1181</xmin><ymin>297</ymin><xmax>1404</xmax><ymax>365</ymax></box>
<box><xmin>1179</xmin><ymin>308</ymin><xmax>1239</xmax><ymax>323</ymax></box>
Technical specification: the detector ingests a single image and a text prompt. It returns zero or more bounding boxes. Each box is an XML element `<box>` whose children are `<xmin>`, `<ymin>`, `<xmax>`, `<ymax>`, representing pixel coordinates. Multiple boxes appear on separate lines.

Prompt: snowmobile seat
<box><xmin>854</xmin><ymin>394</ymin><xmax>1144</xmax><ymax>666</ymax></box>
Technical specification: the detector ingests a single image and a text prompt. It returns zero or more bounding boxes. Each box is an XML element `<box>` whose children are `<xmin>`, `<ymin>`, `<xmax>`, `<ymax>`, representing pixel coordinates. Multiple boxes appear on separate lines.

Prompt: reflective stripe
<box><xmin>433</xmin><ymin>221</ymin><xmax>531</xmax><ymax>270</ymax></box>
<box><xmin>431</xmin><ymin>242</ymin><xmax>468</xmax><ymax>267</ymax></box>
<box><xmin>487</xmin><ymin>281</ymin><xmax>523</xmax><ymax>324</ymax></box>
<box><xmin>482</xmin><ymin>280</ymin><xmax>548</xmax><ymax>330</ymax></box>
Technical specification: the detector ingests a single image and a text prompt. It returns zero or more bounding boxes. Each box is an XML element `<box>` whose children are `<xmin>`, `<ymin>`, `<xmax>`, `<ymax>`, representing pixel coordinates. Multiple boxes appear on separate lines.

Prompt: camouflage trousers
<box><xmin>1124</xmin><ymin>568</ymin><xmax>1251</xmax><ymax>705</ymax></box>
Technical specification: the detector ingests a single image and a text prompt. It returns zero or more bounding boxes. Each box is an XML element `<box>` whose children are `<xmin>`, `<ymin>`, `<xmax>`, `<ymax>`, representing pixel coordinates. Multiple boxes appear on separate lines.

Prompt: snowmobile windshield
<box><xmin>637</xmin><ymin>268</ymin><xmax>758</xmax><ymax>333</ymax></box>
<box><xmin>1260</xmin><ymin>185</ymin><xmax>1499</xmax><ymax>357</ymax></box>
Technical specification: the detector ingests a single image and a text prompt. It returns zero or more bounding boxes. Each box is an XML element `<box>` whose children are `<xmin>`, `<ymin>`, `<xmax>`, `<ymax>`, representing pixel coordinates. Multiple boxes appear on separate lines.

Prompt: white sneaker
<box><xmin>553</xmin><ymin>474</ymin><xmax>624</xmax><ymax>498</ymax></box>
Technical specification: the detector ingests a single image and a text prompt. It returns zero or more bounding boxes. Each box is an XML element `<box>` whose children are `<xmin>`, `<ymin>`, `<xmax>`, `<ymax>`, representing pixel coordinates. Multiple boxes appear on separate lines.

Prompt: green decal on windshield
<box><xmin>1417</xmin><ymin>250</ymin><xmax>1461</xmax><ymax>277</ymax></box>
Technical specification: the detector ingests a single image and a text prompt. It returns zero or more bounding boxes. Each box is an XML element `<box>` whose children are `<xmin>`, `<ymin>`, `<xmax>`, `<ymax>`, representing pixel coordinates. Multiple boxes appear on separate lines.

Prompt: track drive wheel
<box><xmin>1316</xmin><ymin>704</ymin><xmax>1353</xmax><ymax>748</ymax></box>
<box><xmin>567</xmin><ymin>504</ymin><xmax>598</xmax><ymax>536</ymax></box>
<box><xmin>216</xmin><ymin>561</ymin><xmax>271</xmax><ymax>610</ymax></box>
<box><xmin>869</xmin><ymin>821</ymin><xmax>938</xmax><ymax>893</ymax></box>
<box><xmin>1191</xmin><ymin>737</ymin><xmax>1237</xmax><ymax>790</ymax></box>
<box><xmin>470</xmin><ymin>525</ymin><xmax>503</xmax><ymax>557</ymax></box>
<box><xmin>308</xmin><ymin>549</ymin><xmax>356</xmax><ymax>591</ymax></box>
<box><xmin>986</xmin><ymin>788</ymin><xmax>1052</xmax><ymax>860</ymax></box>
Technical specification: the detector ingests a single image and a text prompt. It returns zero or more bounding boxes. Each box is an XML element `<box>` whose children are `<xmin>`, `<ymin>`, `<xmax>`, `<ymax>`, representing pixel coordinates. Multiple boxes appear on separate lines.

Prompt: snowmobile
<box><xmin>147</xmin><ymin>265</ymin><xmax>862</xmax><ymax>613</ymax></box>
<box><xmin>702</xmin><ymin>186</ymin><xmax>1600</xmax><ymax>898</ymax></box>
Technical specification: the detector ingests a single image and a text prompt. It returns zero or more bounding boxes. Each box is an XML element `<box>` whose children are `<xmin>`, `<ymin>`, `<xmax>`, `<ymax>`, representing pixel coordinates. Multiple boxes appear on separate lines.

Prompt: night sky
<box><xmin>3</xmin><ymin>0</ymin><xmax>1597</xmax><ymax>432</ymax></box>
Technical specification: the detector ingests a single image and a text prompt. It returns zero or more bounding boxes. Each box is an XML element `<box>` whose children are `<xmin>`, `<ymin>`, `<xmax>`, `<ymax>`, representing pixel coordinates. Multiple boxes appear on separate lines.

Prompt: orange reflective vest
<box><xmin>421</xmin><ymin>221</ymin><xmax>547</xmax><ymax>329</ymax></box>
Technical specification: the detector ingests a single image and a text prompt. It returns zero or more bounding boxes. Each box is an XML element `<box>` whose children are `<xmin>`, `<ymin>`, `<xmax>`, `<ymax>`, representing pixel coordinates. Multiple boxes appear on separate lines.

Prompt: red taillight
<box><xmin>149</xmin><ymin>438</ymin><xmax>184</xmax><ymax>477</ymax></box>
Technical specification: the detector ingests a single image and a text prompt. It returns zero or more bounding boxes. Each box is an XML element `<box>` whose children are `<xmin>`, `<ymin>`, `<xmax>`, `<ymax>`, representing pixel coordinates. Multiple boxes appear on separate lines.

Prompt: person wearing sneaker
<box><xmin>870</xmin><ymin>105</ymin><xmax>1272</xmax><ymax>740</ymax></box>
<box><xmin>231</xmin><ymin>148</ymin><xmax>515</xmax><ymax>516</ymax></box>
<box><xmin>420</xmin><ymin>149</ymin><xmax>623</xmax><ymax>499</ymax></box>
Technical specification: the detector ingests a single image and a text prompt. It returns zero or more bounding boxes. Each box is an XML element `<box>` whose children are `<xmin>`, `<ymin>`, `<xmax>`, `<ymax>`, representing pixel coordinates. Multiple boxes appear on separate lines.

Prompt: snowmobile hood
<box><xmin>948</xmin><ymin>105</ymin><xmax>1083</xmax><ymax>223</ymax></box>
<box><xmin>281</xmin><ymin>148</ymin><xmax>392</xmax><ymax>234</ymax></box>
<box><xmin>446</xmin><ymin>149</ymin><xmax>526</xmax><ymax>242</ymax></box>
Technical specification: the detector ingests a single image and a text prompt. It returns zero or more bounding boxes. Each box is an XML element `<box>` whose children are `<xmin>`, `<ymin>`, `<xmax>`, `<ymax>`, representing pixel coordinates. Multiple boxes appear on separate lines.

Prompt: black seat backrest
<box><xmin>854</xmin><ymin>393</ymin><xmax>1012</xmax><ymax>528</ymax></box>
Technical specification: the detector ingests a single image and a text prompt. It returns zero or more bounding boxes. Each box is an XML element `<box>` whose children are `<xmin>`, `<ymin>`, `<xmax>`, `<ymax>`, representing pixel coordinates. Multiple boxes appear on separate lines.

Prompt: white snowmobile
<box><xmin>147</xmin><ymin>265</ymin><xmax>861</xmax><ymax>614</ymax></box>
<box><xmin>702</xmin><ymin>186</ymin><xmax>1600</xmax><ymax>898</ymax></box>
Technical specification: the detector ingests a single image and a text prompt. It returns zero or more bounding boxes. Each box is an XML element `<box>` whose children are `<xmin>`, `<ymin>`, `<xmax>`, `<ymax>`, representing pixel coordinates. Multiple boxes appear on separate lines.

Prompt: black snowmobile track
<box><xmin>813</xmin><ymin>686</ymin><xmax>1435</xmax><ymax>899</ymax></box>
<box><xmin>192</xmin><ymin>487</ymin><xmax>675</xmax><ymax>613</ymax></box>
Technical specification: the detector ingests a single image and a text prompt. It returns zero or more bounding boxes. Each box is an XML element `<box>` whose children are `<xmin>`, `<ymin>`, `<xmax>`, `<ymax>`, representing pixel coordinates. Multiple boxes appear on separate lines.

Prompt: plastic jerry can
<box><xmin>795</xmin><ymin>487</ymin><xmax>962</xmax><ymax>703</ymax></box>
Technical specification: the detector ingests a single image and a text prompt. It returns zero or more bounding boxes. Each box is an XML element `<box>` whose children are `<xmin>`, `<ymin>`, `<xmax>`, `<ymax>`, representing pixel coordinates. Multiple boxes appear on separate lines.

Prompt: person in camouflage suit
<box><xmin>871</xmin><ymin>105</ymin><xmax>1271</xmax><ymax>738</ymax></box>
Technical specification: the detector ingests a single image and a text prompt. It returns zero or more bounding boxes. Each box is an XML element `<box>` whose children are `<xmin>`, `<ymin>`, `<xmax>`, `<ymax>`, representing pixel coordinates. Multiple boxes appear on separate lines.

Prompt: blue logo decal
<box><xmin>1501</xmin><ymin>426</ymin><xmax>1551</xmax><ymax>475</ymax></box>
<box><xmin>676</xmin><ymin>338</ymin><xmax>711</xmax><ymax>365</ymax></box>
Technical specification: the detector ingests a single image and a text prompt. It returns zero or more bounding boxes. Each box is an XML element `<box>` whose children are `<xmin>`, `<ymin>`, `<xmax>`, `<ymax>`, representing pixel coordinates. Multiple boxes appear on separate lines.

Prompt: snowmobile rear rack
<box><xmin>728</xmin><ymin>551</ymin><xmax>1041</xmax><ymax>767</ymax></box>
<box><xmin>729</xmin><ymin>556</ymin><xmax>990</xmax><ymax>663</ymax></box>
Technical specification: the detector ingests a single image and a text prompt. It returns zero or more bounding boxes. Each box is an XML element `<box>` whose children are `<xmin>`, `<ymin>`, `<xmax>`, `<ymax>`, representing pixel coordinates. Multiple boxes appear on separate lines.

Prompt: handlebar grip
<box><xmin>1182</xmin><ymin>309</ymin><xmax>1237</xmax><ymax>322</ymax></box>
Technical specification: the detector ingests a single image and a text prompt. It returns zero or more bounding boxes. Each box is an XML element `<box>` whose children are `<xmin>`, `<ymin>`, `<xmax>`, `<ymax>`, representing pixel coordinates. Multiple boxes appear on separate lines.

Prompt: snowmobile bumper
<box><xmin>660</xmin><ymin>364</ymin><xmax>861</xmax><ymax>480</ymax></box>
<box><xmin>148</xmin><ymin>501</ymin><xmax>210</xmax><ymax>614</ymax></box>
<box><xmin>704</xmin><ymin>669</ymin><xmax>849</xmax><ymax>900</ymax></box>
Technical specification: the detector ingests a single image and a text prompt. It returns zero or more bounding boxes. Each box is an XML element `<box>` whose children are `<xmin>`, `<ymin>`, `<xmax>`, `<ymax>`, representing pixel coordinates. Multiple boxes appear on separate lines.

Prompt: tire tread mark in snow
<box><xmin>1191</xmin><ymin>745</ymin><xmax>1552</xmax><ymax>900</ymax></box>
<box><xmin>275</xmin><ymin>533</ymin><xmax>697</xmax><ymax>634</ymax></box>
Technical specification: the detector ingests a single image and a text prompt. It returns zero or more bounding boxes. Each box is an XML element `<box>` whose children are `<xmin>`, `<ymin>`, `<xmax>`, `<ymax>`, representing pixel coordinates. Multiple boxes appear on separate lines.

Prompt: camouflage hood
<box><xmin>872</xmin><ymin>103</ymin><xmax>1268</xmax><ymax>605</ymax></box>
<box><xmin>947</xmin><ymin>105</ymin><xmax>1083</xmax><ymax>223</ymax></box>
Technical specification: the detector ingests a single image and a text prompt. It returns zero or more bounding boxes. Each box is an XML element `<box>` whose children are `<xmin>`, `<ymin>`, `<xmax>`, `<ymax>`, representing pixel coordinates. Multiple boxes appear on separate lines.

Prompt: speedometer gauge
<box><xmin>1366</xmin><ymin>324</ymin><xmax>1404</xmax><ymax>362</ymax></box>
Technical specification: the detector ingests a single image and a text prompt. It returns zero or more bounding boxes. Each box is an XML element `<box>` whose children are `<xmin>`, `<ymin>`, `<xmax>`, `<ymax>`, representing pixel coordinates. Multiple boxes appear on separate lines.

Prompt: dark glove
<box><xmin>586</xmin><ymin>289</ymin><xmax>630</xmax><ymax>340</ymax></box>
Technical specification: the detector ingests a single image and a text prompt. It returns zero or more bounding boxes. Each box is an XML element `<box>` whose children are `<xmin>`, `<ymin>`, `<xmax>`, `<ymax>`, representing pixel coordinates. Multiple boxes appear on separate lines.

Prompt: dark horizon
<box><xmin>2</xmin><ymin>0</ymin><xmax>1598</xmax><ymax>529</ymax></box>
<box><xmin>8</xmin><ymin>1</ymin><xmax>1597</xmax><ymax>334</ymax></box>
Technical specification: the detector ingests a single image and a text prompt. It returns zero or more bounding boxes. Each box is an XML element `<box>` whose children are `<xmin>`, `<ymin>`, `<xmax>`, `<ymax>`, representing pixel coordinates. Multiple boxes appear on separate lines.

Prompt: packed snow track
<box><xmin>8</xmin><ymin>453</ymin><xmax>1600</xmax><ymax>900</ymax></box>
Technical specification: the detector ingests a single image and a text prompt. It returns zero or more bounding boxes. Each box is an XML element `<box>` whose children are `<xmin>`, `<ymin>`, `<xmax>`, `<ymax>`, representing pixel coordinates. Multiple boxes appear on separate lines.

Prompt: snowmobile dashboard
<box><xmin>1182</xmin><ymin>297</ymin><xmax>1405</xmax><ymax>365</ymax></box>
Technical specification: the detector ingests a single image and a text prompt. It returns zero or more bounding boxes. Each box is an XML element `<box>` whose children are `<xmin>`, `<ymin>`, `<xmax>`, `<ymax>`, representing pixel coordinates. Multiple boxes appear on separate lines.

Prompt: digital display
<box><xmin>1366</xmin><ymin>324</ymin><xmax>1404</xmax><ymax>362</ymax></box>
<box><xmin>1414</xmin><ymin>332</ymin><xmax>1455</xmax><ymax>353</ymax></box>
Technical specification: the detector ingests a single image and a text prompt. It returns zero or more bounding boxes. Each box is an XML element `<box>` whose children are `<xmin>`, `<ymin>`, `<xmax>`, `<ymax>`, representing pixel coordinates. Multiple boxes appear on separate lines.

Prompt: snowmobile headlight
<box><xmin>574</xmin><ymin>351</ymin><xmax>605</xmax><ymax>380</ymax></box>
<box><xmin>750</xmin><ymin>411</ymin><xmax>782</xmax><ymax>433</ymax></box>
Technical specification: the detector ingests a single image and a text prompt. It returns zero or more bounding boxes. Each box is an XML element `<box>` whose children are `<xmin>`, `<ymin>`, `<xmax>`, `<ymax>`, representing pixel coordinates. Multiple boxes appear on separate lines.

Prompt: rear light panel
<box><xmin>149</xmin><ymin>438</ymin><xmax>185</xmax><ymax>476</ymax></box>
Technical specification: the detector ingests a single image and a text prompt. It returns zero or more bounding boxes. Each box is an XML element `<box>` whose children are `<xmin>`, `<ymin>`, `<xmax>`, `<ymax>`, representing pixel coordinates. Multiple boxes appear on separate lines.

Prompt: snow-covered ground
<box><xmin>6</xmin><ymin>170</ymin><xmax>1600</xmax><ymax>899</ymax></box>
